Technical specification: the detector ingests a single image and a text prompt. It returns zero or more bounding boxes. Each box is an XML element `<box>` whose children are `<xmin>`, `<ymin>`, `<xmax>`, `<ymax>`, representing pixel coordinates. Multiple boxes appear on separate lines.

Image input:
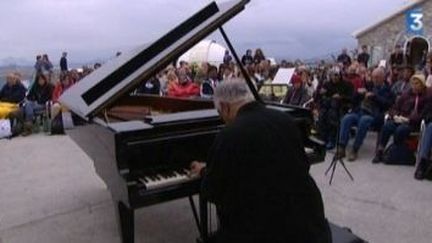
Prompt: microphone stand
<box><xmin>324</xmin><ymin>98</ymin><xmax>355</xmax><ymax>185</ymax></box>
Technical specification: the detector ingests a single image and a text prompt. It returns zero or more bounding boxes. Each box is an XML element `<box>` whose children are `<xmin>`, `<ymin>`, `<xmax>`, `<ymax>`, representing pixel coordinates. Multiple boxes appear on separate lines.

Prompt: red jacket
<box><xmin>390</xmin><ymin>88</ymin><xmax>432</xmax><ymax>128</ymax></box>
<box><xmin>52</xmin><ymin>82</ymin><xmax>74</xmax><ymax>102</ymax></box>
<box><xmin>345</xmin><ymin>74</ymin><xmax>364</xmax><ymax>91</ymax></box>
<box><xmin>167</xmin><ymin>82</ymin><xmax>200</xmax><ymax>98</ymax></box>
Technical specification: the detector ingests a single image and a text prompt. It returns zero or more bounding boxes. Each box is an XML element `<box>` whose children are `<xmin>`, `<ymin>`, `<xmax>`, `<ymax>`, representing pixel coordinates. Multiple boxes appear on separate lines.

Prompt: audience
<box><xmin>0</xmin><ymin>73</ymin><xmax>26</xmax><ymax>104</ymax></box>
<box><xmin>41</xmin><ymin>54</ymin><xmax>54</xmax><ymax>81</ymax></box>
<box><xmin>241</xmin><ymin>49</ymin><xmax>254</xmax><ymax>65</ymax></box>
<box><xmin>373</xmin><ymin>74</ymin><xmax>431</xmax><ymax>163</ymax></box>
<box><xmin>223</xmin><ymin>50</ymin><xmax>232</xmax><ymax>65</ymax></box>
<box><xmin>337</xmin><ymin>48</ymin><xmax>352</xmax><ymax>67</ymax></box>
<box><xmin>2</xmin><ymin>46</ymin><xmax>432</xmax><ymax>182</ymax></box>
<box><xmin>391</xmin><ymin>65</ymin><xmax>414</xmax><ymax>97</ymax></box>
<box><xmin>52</xmin><ymin>73</ymin><xmax>74</xmax><ymax>102</ymax></box>
<box><xmin>253</xmin><ymin>48</ymin><xmax>266</xmax><ymax>65</ymax></box>
<box><xmin>167</xmin><ymin>69</ymin><xmax>199</xmax><ymax>98</ymax></box>
<box><xmin>415</xmin><ymin>108</ymin><xmax>432</xmax><ymax>180</ymax></box>
<box><xmin>357</xmin><ymin>45</ymin><xmax>370</xmax><ymax>68</ymax></box>
<box><xmin>282</xmin><ymin>74</ymin><xmax>310</xmax><ymax>106</ymax></box>
<box><xmin>50</xmin><ymin>72</ymin><xmax>76</xmax><ymax>125</ymax></box>
<box><xmin>0</xmin><ymin>73</ymin><xmax>27</xmax><ymax>120</ymax></box>
<box><xmin>136</xmin><ymin>77</ymin><xmax>161</xmax><ymax>95</ymax></box>
<box><xmin>60</xmin><ymin>52</ymin><xmax>68</xmax><ymax>73</ymax></box>
<box><xmin>317</xmin><ymin>66</ymin><xmax>354</xmax><ymax>149</ymax></box>
<box><xmin>390</xmin><ymin>45</ymin><xmax>404</xmax><ymax>67</ymax></box>
<box><xmin>22</xmin><ymin>72</ymin><xmax>54</xmax><ymax>135</ymax></box>
<box><xmin>200</xmin><ymin>65</ymin><xmax>220</xmax><ymax>98</ymax></box>
<box><xmin>336</xmin><ymin>68</ymin><xmax>394</xmax><ymax>161</ymax></box>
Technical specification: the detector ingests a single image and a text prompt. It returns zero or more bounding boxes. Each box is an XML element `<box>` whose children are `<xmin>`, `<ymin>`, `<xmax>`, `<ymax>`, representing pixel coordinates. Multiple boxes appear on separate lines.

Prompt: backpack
<box><xmin>383</xmin><ymin>143</ymin><xmax>416</xmax><ymax>166</ymax></box>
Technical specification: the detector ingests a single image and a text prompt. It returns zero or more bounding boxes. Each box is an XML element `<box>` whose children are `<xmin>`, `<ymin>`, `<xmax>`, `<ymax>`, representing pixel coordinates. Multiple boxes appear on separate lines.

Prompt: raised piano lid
<box><xmin>59</xmin><ymin>0</ymin><xmax>250</xmax><ymax>120</ymax></box>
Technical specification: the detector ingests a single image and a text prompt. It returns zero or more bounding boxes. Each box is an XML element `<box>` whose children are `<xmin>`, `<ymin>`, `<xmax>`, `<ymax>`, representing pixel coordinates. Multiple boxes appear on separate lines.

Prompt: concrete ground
<box><xmin>0</xmin><ymin>133</ymin><xmax>431</xmax><ymax>243</ymax></box>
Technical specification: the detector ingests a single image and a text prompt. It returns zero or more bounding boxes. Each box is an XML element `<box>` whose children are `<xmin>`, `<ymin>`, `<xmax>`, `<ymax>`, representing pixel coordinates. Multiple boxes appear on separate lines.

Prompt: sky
<box><xmin>0</xmin><ymin>0</ymin><xmax>409</xmax><ymax>65</ymax></box>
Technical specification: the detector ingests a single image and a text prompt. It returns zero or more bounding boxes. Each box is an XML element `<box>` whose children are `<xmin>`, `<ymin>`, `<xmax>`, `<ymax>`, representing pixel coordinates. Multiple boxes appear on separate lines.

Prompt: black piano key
<box><xmin>176</xmin><ymin>169</ymin><xmax>185</xmax><ymax>175</ymax></box>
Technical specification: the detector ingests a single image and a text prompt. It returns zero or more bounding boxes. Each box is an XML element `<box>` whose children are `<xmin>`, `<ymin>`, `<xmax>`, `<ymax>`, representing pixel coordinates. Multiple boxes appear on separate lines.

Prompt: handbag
<box><xmin>383</xmin><ymin>143</ymin><xmax>416</xmax><ymax>166</ymax></box>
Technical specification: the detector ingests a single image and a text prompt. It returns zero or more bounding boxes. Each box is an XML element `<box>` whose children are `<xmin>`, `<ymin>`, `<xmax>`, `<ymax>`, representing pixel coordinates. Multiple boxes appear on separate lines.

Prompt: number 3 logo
<box><xmin>410</xmin><ymin>13</ymin><xmax>423</xmax><ymax>31</ymax></box>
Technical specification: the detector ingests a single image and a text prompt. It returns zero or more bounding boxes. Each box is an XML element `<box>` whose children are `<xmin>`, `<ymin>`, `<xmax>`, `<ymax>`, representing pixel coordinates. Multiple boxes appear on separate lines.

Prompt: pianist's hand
<box><xmin>189</xmin><ymin>161</ymin><xmax>206</xmax><ymax>177</ymax></box>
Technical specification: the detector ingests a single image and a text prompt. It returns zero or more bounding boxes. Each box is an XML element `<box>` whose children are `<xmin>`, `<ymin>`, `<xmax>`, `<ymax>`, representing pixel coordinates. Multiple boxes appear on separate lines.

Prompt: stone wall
<box><xmin>356</xmin><ymin>0</ymin><xmax>432</xmax><ymax>65</ymax></box>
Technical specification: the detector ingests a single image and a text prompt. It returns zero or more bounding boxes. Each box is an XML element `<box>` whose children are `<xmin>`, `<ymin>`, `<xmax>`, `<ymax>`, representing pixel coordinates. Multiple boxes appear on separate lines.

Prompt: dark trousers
<box><xmin>378</xmin><ymin>121</ymin><xmax>411</xmax><ymax>148</ymax></box>
<box><xmin>318</xmin><ymin>108</ymin><xmax>337</xmax><ymax>143</ymax></box>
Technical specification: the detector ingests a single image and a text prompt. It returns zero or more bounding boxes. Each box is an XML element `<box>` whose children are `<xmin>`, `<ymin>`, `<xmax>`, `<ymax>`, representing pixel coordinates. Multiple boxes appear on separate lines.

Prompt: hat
<box><xmin>410</xmin><ymin>73</ymin><xmax>426</xmax><ymax>87</ymax></box>
<box><xmin>291</xmin><ymin>74</ymin><xmax>302</xmax><ymax>85</ymax></box>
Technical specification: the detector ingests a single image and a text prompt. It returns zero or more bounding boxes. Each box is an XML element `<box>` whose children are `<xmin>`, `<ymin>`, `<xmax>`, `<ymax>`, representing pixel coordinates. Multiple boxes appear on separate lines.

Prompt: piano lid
<box><xmin>59</xmin><ymin>0</ymin><xmax>250</xmax><ymax>119</ymax></box>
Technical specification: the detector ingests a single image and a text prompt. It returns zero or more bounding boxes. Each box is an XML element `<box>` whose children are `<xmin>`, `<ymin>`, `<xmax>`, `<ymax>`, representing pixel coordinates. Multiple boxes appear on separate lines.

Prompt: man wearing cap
<box><xmin>373</xmin><ymin>73</ymin><xmax>432</xmax><ymax>163</ymax></box>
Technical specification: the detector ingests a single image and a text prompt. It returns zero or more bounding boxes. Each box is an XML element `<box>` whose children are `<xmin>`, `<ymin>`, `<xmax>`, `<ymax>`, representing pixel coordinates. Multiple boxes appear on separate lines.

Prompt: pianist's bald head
<box><xmin>213</xmin><ymin>79</ymin><xmax>255</xmax><ymax>124</ymax></box>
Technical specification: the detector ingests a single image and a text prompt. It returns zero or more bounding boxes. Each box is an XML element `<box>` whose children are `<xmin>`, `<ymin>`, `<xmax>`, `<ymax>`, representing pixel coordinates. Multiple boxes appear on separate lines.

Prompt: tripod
<box><xmin>324</xmin><ymin>107</ymin><xmax>355</xmax><ymax>185</ymax></box>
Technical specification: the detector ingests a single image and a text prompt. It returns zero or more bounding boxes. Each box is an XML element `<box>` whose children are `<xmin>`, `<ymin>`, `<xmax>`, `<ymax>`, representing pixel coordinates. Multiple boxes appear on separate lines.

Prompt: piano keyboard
<box><xmin>138</xmin><ymin>169</ymin><xmax>200</xmax><ymax>190</ymax></box>
<box><xmin>136</xmin><ymin>147</ymin><xmax>315</xmax><ymax>191</ymax></box>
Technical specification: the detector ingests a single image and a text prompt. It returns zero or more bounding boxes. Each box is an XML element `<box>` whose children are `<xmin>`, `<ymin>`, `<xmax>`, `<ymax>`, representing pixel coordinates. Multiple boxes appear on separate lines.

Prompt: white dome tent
<box><xmin>177</xmin><ymin>40</ymin><xmax>227</xmax><ymax>67</ymax></box>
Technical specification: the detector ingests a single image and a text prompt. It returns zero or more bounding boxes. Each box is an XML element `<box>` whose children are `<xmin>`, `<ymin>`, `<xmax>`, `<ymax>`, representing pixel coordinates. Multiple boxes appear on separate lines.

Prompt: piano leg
<box><xmin>188</xmin><ymin>196</ymin><xmax>201</xmax><ymax>233</ymax></box>
<box><xmin>116</xmin><ymin>201</ymin><xmax>135</xmax><ymax>243</ymax></box>
<box><xmin>198</xmin><ymin>194</ymin><xmax>208</xmax><ymax>243</ymax></box>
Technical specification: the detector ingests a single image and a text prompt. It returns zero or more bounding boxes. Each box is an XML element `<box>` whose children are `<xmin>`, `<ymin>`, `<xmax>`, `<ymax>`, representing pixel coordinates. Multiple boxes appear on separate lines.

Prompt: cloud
<box><xmin>0</xmin><ymin>0</ymin><xmax>407</xmax><ymax>64</ymax></box>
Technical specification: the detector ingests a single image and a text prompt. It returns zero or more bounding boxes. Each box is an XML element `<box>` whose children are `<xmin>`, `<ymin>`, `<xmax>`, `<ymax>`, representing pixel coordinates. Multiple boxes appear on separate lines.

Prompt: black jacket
<box><xmin>202</xmin><ymin>102</ymin><xmax>330</xmax><ymax>243</ymax></box>
<box><xmin>0</xmin><ymin>83</ymin><xmax>26</xmax><ymax>103</ymax></box>
<box><xmin>241</xmin><ymin>55</ymin><xmax>253</xmax><ymax>65</ymax></box>
<box><xmin>319</xmin><ymin>80</ymin><xmax>354</xmax><ymax>110</ymax></box>
<box><xmin>27</xmin><ymin>83</ymin><xmax>54</xmax><ymax>104</ymax></box>
<box><xmin>357</xmin><ymin>53</ymin><xmax>370</xmax><ymax>67</ymax></box>
<box><xmin>390</xmin><ymin>53</ymin><xmax>404</xmax><ymax>66</ymax></box>
<box><xmin>60</xmin><ymin>57</ymin><xmax>68</xmax><ymax>71</ymax></box>
<box><xmin>337</xmin><ymin>53</ymin><xmax>351</xmax><ymax>66</ymax></box>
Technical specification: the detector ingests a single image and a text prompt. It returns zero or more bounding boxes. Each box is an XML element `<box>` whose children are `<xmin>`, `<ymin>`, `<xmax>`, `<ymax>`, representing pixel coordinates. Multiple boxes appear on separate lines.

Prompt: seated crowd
<box><xmin>1</xmin><ymin>47</ymin><xmax>432</xmax><ymax>181</ymax></box>
<box><xmin>0</xmin><ymin>65</ymin><xmax>91</xmax><ymax>136</ymax></box>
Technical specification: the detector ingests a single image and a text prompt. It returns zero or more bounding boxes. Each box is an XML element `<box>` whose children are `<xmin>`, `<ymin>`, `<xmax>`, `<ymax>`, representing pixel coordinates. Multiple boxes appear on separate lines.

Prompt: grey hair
<box><xmin>213</xmin><ymin>79</ymin><xmax>255</xmax><ymax>107</ymax></box>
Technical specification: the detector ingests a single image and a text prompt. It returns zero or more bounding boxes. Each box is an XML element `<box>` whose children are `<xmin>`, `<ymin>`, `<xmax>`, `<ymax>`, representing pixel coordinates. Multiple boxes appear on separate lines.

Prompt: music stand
<box><xmin>324</xmin><ymin>103</ymin><xmax>355</xmax><ymax>185</ymax></box>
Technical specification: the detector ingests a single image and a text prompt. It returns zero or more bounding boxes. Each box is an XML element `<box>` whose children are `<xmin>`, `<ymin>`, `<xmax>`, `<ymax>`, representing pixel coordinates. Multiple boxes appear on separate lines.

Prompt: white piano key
<box><xmin>138</xmin><ymin>169</ymin><xmax>200</xmax><ymax>190</ymax></box>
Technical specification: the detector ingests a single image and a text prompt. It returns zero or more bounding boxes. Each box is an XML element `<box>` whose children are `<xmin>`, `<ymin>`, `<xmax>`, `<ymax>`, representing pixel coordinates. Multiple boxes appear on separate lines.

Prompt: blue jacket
<box><xmin>0</xmin><ymin>83</ymin><xmax>27</xmax><ymax>103</ymax></box>
<box><xmin>353</xmin><ymin>83</ymin><xmax>394</xmax><ymax>127</ymax></box>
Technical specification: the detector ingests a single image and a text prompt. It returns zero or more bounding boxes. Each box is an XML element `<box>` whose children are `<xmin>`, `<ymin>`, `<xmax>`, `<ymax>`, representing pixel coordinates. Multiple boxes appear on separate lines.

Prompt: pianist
<box><xmin>190</xmin><ymin>80</ymin><xmax>331</xmax><ymax>243</ymax></box>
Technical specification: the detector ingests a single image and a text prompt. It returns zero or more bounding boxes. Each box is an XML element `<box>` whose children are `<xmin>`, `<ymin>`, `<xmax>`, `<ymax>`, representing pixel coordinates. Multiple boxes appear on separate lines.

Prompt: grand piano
<box><xmin>59</xmin><ymin>1</ymin><xmax>326</xmax><ymax>242</ymax></box>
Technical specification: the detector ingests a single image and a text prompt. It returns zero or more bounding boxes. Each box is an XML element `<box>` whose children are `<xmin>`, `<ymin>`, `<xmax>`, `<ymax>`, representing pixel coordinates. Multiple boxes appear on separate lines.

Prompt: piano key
<box><xmin>138</xmin><ymin>169</ymin><xmax>200</xmax><ymax>190</ymax></box>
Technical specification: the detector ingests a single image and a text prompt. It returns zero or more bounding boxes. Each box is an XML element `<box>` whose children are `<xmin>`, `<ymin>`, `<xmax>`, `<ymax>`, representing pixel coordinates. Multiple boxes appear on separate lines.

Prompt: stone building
<box><xmin>353</xmin><ymin>0</ymin><xmax>432</xmax><ymax>67</ymax></box>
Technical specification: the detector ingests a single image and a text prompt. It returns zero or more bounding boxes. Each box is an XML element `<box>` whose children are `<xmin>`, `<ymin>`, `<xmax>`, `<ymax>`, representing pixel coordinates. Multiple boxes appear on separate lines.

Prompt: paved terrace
<box><xmin>0</xmin><ymin>133</ymin><xmax>431</xmax><ymax>243</ymax></box>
